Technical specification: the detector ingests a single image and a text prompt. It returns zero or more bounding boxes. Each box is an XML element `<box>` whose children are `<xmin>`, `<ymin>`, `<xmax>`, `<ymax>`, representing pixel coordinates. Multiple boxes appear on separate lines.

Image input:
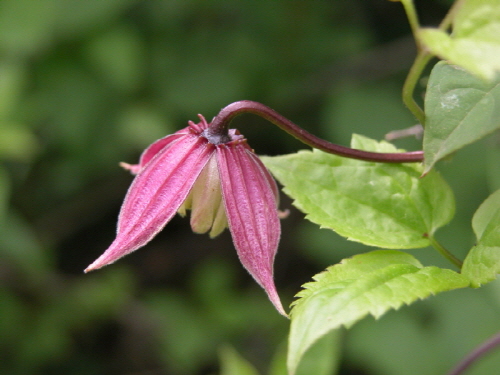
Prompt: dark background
<box><xmin>2</xmin><ymin>1</ymin><xmax>500</xmax><ymax>374</ymax></box>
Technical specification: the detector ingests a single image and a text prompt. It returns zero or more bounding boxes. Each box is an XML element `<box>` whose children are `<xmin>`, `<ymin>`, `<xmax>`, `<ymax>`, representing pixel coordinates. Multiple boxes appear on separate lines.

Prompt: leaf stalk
<box><xmin>400</xmin><ymin>0</ymin><xmax>464</xmax><ymax>126</ymax></box>
<box><xmin>426</xmin><ymin>234</ymin><xmax>463</xmax><ymax>269</ymax></box>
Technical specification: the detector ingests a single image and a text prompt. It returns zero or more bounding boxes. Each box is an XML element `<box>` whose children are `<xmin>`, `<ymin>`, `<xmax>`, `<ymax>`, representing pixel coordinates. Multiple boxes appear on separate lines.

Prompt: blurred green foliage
<box><xmin>1</xmin><ymin>1</ymin><xmax>500</xmax><ymax>374</ymax></box>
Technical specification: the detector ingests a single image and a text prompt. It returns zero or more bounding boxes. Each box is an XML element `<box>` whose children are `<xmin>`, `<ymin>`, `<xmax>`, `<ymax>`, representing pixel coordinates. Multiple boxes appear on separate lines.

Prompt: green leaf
<box><xmin>419</xmin><ymin>0</ymin><xmax>500</xmax><ymax>81</ymax></box>
<box><xmin>294</xmin><ymin>330</ymin><xmax>341</xmax><ymax>375</ymax></box>
<box><xmin>287</xmin><ymin>250</ymin><xmax>469</xmax><ymax>375</ymax></box>
<box><xmin>261</xmin><ymin>135</ymin><xmax>455</xmax><ymax>249</ymax></box>
<box><xmin>462</xmin><ymin>245</ymin><xmax>500</xmax><ymax>287</ymax></box>
<box><xmin>423</xmin><ymin>62</ymin><xmax>500</xmax><ymax>173</ymax></box>
<box><xmin>219</xmin><ymin>345</ymin><xmax>261</xmax><ymax>375</ymax></box>
<box><xmin>472</xmin><ymin>189</ymin><xmax>500</xmax><ymax>245</ymax></box>
<box><xmin>269</xmin><ymin>332</ymin><xmax>341</xmax><ymax>375</ymax></box>
<box><xmin>462</xmin><ymin>189</ymin><xmax>500</xmax><ymax>286</ymax></box>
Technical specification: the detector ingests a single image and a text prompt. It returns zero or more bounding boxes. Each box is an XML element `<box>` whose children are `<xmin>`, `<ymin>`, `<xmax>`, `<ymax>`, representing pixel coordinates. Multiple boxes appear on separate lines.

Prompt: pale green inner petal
<box><xmin>209</xmin><ymin>200</ymin><xmax>228</xmax><ymax>238</ymax></box>
<box><xmin>181</xmin><ymin>155</ymin><xmax>228</xmax><ymax>236</ymax></box>
<box><xmin>177</xmin><ymin>188</ymin><xmax>192</xmax><ymax>217</ymax></box>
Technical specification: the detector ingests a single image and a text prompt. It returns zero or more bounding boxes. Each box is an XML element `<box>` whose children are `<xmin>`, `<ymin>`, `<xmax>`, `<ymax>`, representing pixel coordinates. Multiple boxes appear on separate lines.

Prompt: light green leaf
<box><xmin>219</xmin><ymin>345</ymin><xmax>261</xmax><ymax>375</ymax></box>
<box><xmin>472</xmin><ymin>189</ymin><xmax>500</xmax><ymax>245</ymax></box>
<box><xmin>295</xmin><ymin>330</ymin><xmax>341</xmax><ymax>375</ymax></box>
<box><xmin>419</xmin><ymin>0</ymin><xmax>500</xmax><ymax>81</ymax></box>
<box><xmin>269</xmin><ymin>331</ymin><xmax>341</xmax><ymax>375</ymax></box>
<box><xmin>294</xmin><ymin>251</ymin><xmax>422</xmax><ymax>299</ymax></box>
<box><xmin>462</xmin><ymin>189</ymin><xmax>500</xmax><ymax>286</ymax></box>
<box><xmin>423</xmin><ymin>62</ymin><xmax>500</xmax><ymax>173</ymax></box>
<box><xmin>462</xmin><ymin>245</ymin><xmax>500</xmax><ymax>287</ymax></box>
<box><xmin>262</xmin><ymin>135</ymin><xmax>455</xmax><ymax>249</ymax></box>
<box><xmin>287</xmin><ymin>250</ymin><xmax>469</xmax><ymax>375</ymax></box>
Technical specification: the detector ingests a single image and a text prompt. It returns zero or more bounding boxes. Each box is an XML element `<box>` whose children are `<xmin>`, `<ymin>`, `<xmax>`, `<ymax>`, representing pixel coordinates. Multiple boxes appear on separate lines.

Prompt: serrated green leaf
<box><xmin>294</xmin><ymin>250</ymin><xmax>422</xmax><ymax>299</ymax></box>
<box><xmin>462</xmin><ymin>189</ymin><xmax>500</xmax><ymax>286</ymax></box>
<box><xmin>287</xmin><ymin>250</ymin><xmax>469</xmax><ymax>375</ymax></box>
<box><xmin>419</xmin><ymin>0</ymin><xmax>500</xmax><ymax>81</ymax></box>
<box><xmin>423</xmin><ymin>62</ymin><xmax>500</xmax><ymax>173</ymax></box>
<box><xmin>462</xmin><ymin>245</ymin><xmax>500</xmax><ymax>287</ymax></box>
<box><xmin>262</xmin><ymin>135</ymin><xmax>455</xmax><ymax>249</ymax></box>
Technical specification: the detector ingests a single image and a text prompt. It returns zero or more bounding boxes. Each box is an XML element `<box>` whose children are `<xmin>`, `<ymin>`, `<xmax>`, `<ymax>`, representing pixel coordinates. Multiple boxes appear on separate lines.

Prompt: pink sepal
<box><xmin>217</xmin><ymin>142</ymin><xmax>286</xmax><ymax>316</ymax></box>
<box><xmin>86</xmin><ymin>133</ymin><xmax>214</xmax><ymax>272</ymax></box>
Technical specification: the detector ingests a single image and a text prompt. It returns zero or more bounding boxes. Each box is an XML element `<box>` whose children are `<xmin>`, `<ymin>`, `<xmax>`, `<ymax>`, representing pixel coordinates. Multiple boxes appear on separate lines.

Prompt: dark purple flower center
<box><xmin>201</xmin><ymin>129</ymin><xmax>232</xmax><ymax>145</ymax></box>
<box><xmin>201</xmin><ymin>127</ymin><xmax>245</xmax><ymax>146</ymax></box>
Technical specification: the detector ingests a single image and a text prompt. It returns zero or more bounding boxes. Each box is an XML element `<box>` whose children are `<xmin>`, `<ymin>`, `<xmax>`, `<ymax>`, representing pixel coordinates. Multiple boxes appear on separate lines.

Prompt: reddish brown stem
<box><xmin>207</xmin><ymin>100</ymin><xmax>424</xmax><ymax>163</ymax></box>
<box><xmin>448</xmin><ymin>331</ymin><xmax>500</xmax><ymax>375</ymax></box>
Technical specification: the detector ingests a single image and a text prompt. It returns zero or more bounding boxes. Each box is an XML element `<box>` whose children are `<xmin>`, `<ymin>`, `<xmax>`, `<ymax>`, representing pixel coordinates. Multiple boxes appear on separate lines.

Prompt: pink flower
<box><xmin>85</xmin><ymin>115</ymin><xmax>286</xmax><ymax>316</ymax></box>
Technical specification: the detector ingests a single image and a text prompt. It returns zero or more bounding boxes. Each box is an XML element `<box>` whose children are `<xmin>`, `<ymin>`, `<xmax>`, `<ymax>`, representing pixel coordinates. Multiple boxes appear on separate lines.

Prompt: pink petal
<box><xmin>138</xmin><ymin>133</ymin><xmax>187</xmax><ymax>169</ymax></box>
<box><xmin>216</xmin><ymin>142</ymin><xmax>286</xmax><ymax>316</ymax></box>
<box><xmin>123</xmin><ymin>129</ymin><xmax>191</xmax><ymax>175</ymax></box>
<box><xmin>85</xmin><ymin>133</ymin><xmax>214</xmax><ymax>272</ymax></box>
<box><xmin>126</xmin><ymin>119</ymin><xmax>210</xmax><ymax>174</ymax></box>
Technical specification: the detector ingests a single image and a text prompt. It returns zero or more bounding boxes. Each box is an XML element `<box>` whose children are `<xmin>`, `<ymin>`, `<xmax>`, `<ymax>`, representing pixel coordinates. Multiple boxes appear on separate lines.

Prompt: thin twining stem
<box><xmin>207</xmin><ymin>101</ymin><xmax>424</xmax><ymax>163</ymax></box>
<box><xmin>400</xmin><ymin>0</ymin><xmax>464</xmax><ymax>125</ymax></box>
<box><xmin>448</xmin><ymin>331</ymin><xmax>500</xmax><ymax>375</ymax></box>
<box><xmin>402</xmin><ymin>52</ymin><xmax>431</xmax><ymax>125</ymax></box>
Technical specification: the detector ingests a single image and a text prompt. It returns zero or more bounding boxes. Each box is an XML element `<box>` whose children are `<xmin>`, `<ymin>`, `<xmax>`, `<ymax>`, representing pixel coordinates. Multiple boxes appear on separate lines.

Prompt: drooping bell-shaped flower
<box><xmin>85</xmin><ymin>115</ymin><xmax>286</xmax><ymax>316</ymax></box>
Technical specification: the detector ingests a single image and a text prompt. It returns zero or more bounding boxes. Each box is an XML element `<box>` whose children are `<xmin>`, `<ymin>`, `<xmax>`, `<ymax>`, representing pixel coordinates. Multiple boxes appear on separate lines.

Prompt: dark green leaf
<box><xmin>423</xmin><ymin>62</ymin><xmax>500</xmax><ymax>173</ymax></box>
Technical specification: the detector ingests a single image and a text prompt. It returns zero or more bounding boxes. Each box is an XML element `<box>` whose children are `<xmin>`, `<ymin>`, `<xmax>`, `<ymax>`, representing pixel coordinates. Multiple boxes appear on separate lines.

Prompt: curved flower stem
<box><xmin>448</xmin><ymin>330</ymin><xmax>500</xmax><ymax>375</ymax></box>
<box><xmin>400</xmin><ymin>0</ymin><xmax>463</xmax><ymax>126</ymax></box>
<box><xmin>208</xmin><ymin>101</ymin><xmax>424</xmax><ymax>163</ymax></box>
<box><xmin>400</xmin><ymin>0</ymin><xmax>430</xmax><ymax>125</ymax></box>
<box><xmin>426</xmin><ymin>234</ymin><xmax>463</xmax><ymax>269</ymax></box>
<box><xmin>439</xmin><ymin>0</ymin><xmax>464</xmax><ymax>31</ymax></box>
<box><xmin>400</xmin><ymin>0</ymin><xmax>421</xmax><ymax>44</ymax></box>
<box><xmin>402</xmin><ymin>51</ymin><xmax>431</xmax><ymax>125</ymax></box>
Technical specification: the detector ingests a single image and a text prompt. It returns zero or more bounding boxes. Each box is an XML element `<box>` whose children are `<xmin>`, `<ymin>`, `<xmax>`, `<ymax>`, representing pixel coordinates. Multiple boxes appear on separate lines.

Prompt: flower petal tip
<box><xmin>264</xmin><ymin>284</ymin><xmax>288</xmax><ymax>317</ymax></box>
<box><xmin>84</xmin><ymin>253</ymin><xmax>113</xmax><ymax>273</ymax></box>
<box><xmin>270</xmin><ymin>294</ymin><xmax>288</xmax><ymax>318</ymax></box>
<box><xmin>276</xmin><ymin>304</ymin><xmax>289</xmax><ymax>318</ymax></box>
<box><xmin>278</xmin><ymin>209</ymin><xmax>290</xmax><ymax>219</ymax></box>
<box><xmin>119</xmin><ymin>162</ymin><xmax>141</xmax><ymax>175</ymax></box>
<box><xmin>83</xmin><ymin>260</ymin><xmax>103</xmax><ymax>273</ymax></box>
